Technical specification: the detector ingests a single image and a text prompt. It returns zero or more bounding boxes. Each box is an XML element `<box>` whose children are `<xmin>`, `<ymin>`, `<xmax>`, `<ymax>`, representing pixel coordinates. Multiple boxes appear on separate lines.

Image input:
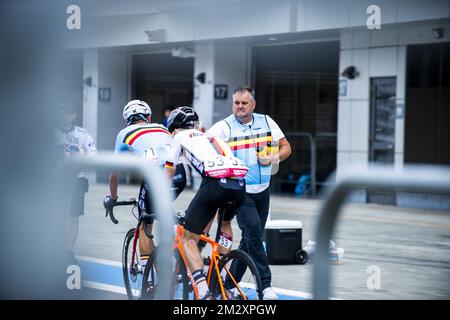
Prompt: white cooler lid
<box><xmin>265</xmin><ymin>219</ymin><xmax>302</xmax><ymax>229</ymax></box>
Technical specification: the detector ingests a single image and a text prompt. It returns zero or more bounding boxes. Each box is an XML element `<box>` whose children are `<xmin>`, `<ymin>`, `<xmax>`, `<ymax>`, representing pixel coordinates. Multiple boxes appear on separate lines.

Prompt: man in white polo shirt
<box><xmin>208</xmin><ymin>86</ymin><xmax>292</xmax><ymax>300</ymax></box>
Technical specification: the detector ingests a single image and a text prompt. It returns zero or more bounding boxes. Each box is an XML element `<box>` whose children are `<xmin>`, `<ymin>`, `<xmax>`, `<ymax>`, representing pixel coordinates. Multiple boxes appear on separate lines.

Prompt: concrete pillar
<box><xmin>97</xmin><ymin>50</ymin><xmax>128</xmax><ymax>151</ymax></box>
<box><xmin>193</xmin><ymin>42</ymin><xmax>250</xmax><ymax>129</ymax></box>
<box><xmin>193</xmin><ymin>43</ymin><xmax>215</xmax><ymax>129</ymax></box>
<box><xmin>82</xmin><ymin>49</ymin><xmax>99</xmax><ymax>143</ymax></box>
<box><xmin>82</xmin><ymin>49</ymin><xmax>128</xmax><ymax>182</ymax></box>
<box><xmin>394</xmin><ymin>46</ymin><xmax>407</xmax><ymax>169</ymax></box>
<box><xmin>82</xmin><ymin>49</ymin><xmax>99</xmax><ymax>183</ymax></box>
<box><xmin>213</xmin><ymin>43</ymin><xmax>250</xmax><ymax>124</ymax></box>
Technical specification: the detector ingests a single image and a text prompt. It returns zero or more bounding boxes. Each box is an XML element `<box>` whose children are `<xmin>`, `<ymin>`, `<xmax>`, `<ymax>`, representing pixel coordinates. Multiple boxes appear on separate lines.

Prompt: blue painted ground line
<box><xmin>77</xmin><ymin>256</ymin><xmax>313</xmax><ymax>300</ymax></box>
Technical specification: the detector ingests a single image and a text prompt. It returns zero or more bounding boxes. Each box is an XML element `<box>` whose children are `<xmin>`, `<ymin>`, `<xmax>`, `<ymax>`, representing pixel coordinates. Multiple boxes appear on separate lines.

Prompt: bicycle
<box><xmin>141</xmin><ymin>201</ymin><xmax>264</xmax><ymax>300</ymax></box>
<box><xmin>103</xmin><ymin>197</ymin><xmax>154</xmax><ymax>300</ymax></box>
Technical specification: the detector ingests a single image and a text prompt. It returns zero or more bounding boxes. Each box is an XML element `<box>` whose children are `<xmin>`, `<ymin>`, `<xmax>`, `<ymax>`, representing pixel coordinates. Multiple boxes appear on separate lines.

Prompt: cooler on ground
<box><xmin>263</xmin><ymin>220</ymin><xmax>308</xmax><ymax>265</ymax></box>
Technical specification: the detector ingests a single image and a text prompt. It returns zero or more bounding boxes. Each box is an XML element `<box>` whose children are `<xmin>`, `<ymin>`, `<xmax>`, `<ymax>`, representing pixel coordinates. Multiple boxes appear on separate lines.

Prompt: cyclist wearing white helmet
<box><xmin>122</xmin><ymin>99</ymin><xmax>152</xmax><ymax>126</ymax></box>
<box><xmin>105</xmin><ymin>99</ymin><xmax>186</xmax><ymax>270</ymax></box>
<box><xmin>165</xmin><ymin>106</ymin><xmax>248</xmax><ymax>299</ymax></box>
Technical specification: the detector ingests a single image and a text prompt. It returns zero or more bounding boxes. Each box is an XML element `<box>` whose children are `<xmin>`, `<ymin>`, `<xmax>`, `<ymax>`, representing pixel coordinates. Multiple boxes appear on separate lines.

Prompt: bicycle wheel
<box><xmin>122</xmin><ymin>228</ymin><xmax>143</xmax><ymax>300</ymax></box>
<box><xmin>141</xmin><ymin>249</ymin><xmax>190</xmax><ymax>300</ymax></box>
<box><xmin>209</xmin><ymin>249</ymin><xmax>263</xmax><ymax>300</ymax></box>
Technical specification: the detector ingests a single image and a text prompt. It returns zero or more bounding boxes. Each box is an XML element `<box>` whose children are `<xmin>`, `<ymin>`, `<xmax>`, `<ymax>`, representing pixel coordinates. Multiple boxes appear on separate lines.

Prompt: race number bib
<box><xmin>142</xmin><ymin>147</ymin><xmax>158</xmax><ymax>161</ymax></box>
<box><xmin>204</xmin><ymin>156</ymin><xmax>248</xmax><ymax>178</ymax></box>
<box><xmin>218</xmin><ymin>232</ymin><xmax>233</xmax><ymax>249</ymax></box>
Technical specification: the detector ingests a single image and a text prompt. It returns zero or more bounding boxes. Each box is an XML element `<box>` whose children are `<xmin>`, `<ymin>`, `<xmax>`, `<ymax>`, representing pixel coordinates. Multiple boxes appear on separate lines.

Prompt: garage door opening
<box><xmin>253</xmin><ymin>41</ymin><xmax>339</xmax><ymax>195</ymax></box>
<box><xmin>131</xmin><ymin>52</ymin><xmax>194</xmax><ymax>124</ymax></box>
<box><xmin>405</xmin><ymin>42</ymin><xmax>450</xmax><ymax>165</ymax></box>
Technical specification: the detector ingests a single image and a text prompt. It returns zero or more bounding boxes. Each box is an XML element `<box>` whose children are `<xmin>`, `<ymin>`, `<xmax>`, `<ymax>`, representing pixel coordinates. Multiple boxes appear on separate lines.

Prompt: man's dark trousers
<box><xmin>230</xmin><ymin>187</ymin><xmax>272</xmax><ymax>290</ymax></box>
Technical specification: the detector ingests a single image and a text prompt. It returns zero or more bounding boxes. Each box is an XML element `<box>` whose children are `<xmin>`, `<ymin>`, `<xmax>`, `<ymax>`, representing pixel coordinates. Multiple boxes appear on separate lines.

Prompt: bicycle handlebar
<box><xmin>103</xmin><ymin>187</ymin><xmax>180</xmax><ymax>225</ymax></box>
<box><xmin>103</xmin><ymin>189</ymin><xmax>183</xmax><ymax>233</ymax></box>
<box><xmin>103</xmin><ymin>198</ymin><xmax>138</xmax><ymax>224</ymax></box>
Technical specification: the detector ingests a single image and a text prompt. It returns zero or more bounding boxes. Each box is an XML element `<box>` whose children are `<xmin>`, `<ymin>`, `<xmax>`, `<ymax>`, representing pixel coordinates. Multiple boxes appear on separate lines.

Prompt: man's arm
<box><xmin>258</xmin><ymin>116</ymin><xmax>292</xmax><ymax>166</ymax></box>
<box><xmin>108</xmin><ymin>131</ymin><xmax>125</xmax><ymax>200</ymax></box>
<box><xmin>278</xmin><ymin>137</ymin><xmax>292</xmax><ymax>162</ymax></box>
<box><xmin>109</xmin><ymin>173</ymin><xmax>119</xmax><ymax>200</ymax></box>
<box><xmin>258</xmin><ymin>138</ymin><xmax>291</xmax><ymax>166</ymax></box>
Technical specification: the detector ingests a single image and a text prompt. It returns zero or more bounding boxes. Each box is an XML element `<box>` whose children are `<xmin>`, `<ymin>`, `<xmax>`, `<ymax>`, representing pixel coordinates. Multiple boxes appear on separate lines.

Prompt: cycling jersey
<box><xmin>56</xmin><ymin>125</ymin><xmax>96</xmax><ymax>160</ymax></box>
<box><xmin>114</xmin><ymin>123</ymin><xmax>172</xmax><ymax>167</ymax></box>
<box><xmin>165</xmin><ymin>129</ymin><xmax>248</xmax><ymax>179</ymax></box>
<box><xmin>114</xmin><ymin>122</ymin><xmax>185</xmax><ymax>221</ymax></box>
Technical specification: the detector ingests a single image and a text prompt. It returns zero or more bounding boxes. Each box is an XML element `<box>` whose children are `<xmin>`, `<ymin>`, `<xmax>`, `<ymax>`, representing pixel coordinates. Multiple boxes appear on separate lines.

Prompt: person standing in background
<box><xmin>56</xmin><ymin>104</ymin><xmax>96</xmax><ymax>265</ymax></box>
<box><xmin>208</xmin><ymin>86</ymin><xmax>292</xmax><ymax>300</ymax></box>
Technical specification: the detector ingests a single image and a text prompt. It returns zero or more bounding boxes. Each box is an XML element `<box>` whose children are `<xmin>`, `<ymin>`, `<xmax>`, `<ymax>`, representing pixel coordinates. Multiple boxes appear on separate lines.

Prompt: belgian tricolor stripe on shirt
<box><xmin>123</xmin><ymin>127</ymin><xmax>171</xmax><ymax>145</ymax></box>
<box><xmin>227</xmin><ymin>132</ymin><xmax>272</xmax><ymax>151</ymax></box>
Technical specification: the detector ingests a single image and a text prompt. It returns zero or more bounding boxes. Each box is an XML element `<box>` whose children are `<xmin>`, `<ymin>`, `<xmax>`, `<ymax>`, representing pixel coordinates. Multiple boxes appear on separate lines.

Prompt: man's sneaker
<box><xmin>263</xmin><ymin>287</ymin><xmax>278</xmax><ymax>300</ymax></box>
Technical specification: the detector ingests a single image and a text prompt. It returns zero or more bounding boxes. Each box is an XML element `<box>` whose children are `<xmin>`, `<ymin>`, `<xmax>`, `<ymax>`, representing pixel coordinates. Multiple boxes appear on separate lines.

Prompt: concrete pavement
<box><xmin>76</xmin><ymin>183</ymin><xmax>450</xmax><ymax>299</ymax></box>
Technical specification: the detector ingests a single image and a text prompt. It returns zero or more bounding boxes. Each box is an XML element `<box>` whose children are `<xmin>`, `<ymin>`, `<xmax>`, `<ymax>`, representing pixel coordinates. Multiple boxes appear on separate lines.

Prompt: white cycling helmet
<box><xmin>123</xmin><ymin>100</ymin><xmax>152</xmax><ymax>125</ymax></box>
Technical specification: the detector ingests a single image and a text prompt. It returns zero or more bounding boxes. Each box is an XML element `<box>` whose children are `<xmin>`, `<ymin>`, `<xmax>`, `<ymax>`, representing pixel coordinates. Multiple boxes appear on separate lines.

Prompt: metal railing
<box><xmin>68</xmin><ymin>152</ymin><xmax>174</xmax><ymax>299</ymax></box>
<box><xmin>284</xmin><ymin>132</ymin><xmax>337</xmax><ymax>196</ymax></box>
<box><xmin>312</xmin><ymin>164</ymin><xmax>450</xmax><ymax>299</ymax></box>
<box><xmin>285</xmin><ymin>132</ymin><xmax>316</xmax><ymax>195</ymax></box>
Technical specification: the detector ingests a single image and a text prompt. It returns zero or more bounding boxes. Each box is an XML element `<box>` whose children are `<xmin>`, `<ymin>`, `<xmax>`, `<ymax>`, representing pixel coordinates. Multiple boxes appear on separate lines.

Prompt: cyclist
<box><xmin>164</xmin><ymin>106</ymin><xmax>248</xmax><ymax>299</ymax></box>
<box><xmin>105</xmin><ymin>99</ymin><xmax>186</xmax><ymax>273</ymax></box>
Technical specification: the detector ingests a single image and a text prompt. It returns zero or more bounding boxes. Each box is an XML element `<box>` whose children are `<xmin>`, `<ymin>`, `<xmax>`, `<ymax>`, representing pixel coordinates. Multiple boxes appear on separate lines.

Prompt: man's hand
<box><xmin>257</xmin><ymin>154</ymin><xmax>279</xmax><ymax>166</ymax></box>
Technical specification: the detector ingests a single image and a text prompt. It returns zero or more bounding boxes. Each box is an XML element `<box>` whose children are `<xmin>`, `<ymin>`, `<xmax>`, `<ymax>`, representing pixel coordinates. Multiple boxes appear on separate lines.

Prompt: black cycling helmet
<box><xmin>167</xmin><ymin>106</ymin><xmax>199</xmax><ymax>133</ymax></box>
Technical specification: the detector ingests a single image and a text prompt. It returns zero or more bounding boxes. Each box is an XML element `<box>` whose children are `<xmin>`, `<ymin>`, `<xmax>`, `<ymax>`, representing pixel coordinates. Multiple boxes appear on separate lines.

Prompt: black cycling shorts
<box><xmin>184</xmin><ymin>177</ymin><xmax>245</xmax><ymax>235</ymax></box>
<box><xmin>70</xmin><ymin>177</ymin><xmax>89</xmax><ymax>217</ymax></box>
<box><xmin>138</xmin><ymin>164</ymin><xmax>186</xmax><ymax>224</ymax></box>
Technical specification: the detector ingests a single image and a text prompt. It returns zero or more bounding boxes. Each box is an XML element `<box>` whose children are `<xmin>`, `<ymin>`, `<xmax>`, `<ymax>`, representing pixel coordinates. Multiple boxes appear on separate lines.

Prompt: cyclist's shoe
<box><xmin>263</xmin><ymin>287</ymin><xmax>279</xmax><ymax>300</ymax></box>
<box><xmin>143</xmin><ymin>281</ymin><xmax>155</xmax><ymax>299</ymax></box>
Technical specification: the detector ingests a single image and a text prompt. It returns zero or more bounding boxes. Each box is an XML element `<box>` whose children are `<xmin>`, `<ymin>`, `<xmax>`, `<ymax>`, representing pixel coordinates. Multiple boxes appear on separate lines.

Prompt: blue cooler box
<box><xmin>263</xmin><ymin>220</ymin><xmax>307</xmax><ymax>265</ymax></box>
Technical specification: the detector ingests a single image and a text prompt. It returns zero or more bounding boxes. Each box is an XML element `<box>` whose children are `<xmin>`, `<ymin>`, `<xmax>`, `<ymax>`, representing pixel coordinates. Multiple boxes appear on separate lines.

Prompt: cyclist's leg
<box><xmin>180</xmin><ymin>229</ymin><xmax>203</xmax><ymax>271</ymax></box>
<box><xmin>197</xmin><ymin>215</ymin><xmax>215</xmax><ymax>252</ymax></box>
<box><xmin>218</xmin><ymin>180</ymin><xmax>245</xmax><ymax>255</ymax></box>
<box><xmin>138</xmin><ymin>183</ymin><xmax>155</xmax><ymax>265</ymax></box>
<box><xmin>218</xmin><ymin>222</ymin><xmax>233</xmax><ymax>255</ymax></box>
<box><xmin>138</xmin><ymin>224</ymin><xmax>153</xmax><ymax>255</ymax></box>
<box><xmin>182</xmin><ymin>177</ymin><xmax>219</xmax><ymax>298</ymax></box>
